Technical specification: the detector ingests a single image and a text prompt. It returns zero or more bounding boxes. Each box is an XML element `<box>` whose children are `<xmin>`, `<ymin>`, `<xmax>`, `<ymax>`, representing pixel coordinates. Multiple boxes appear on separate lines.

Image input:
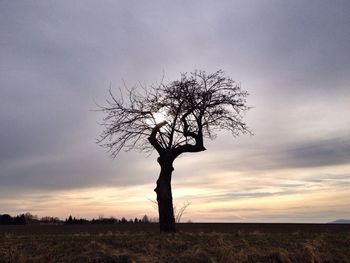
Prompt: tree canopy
<box><xmin>98</xmin><ymin>70</ymin><xmax>250</xmax><ymax>158</ymax></box>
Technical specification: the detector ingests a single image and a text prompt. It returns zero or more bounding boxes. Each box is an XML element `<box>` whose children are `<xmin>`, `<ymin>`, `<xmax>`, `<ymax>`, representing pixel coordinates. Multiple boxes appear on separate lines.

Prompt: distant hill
<box><xmin>328</xmin><ymin>219</ymin><xmax>350</xmax><ymax>224</ymax></box>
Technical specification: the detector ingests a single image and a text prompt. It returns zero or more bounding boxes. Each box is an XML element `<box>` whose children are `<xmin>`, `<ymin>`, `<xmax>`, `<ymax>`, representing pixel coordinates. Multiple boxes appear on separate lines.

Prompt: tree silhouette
<box><xmin>98</xmin><ymin>70</ymin><xmax>250</xmax><ymax>232</ymax></box>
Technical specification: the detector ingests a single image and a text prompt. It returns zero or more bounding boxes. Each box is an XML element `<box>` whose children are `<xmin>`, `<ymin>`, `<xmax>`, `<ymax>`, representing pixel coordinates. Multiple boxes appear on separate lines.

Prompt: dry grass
<box><xmin>0</xmin><ymin>225</ymin><xmax>349</xmax><ymax>263</ymax></box>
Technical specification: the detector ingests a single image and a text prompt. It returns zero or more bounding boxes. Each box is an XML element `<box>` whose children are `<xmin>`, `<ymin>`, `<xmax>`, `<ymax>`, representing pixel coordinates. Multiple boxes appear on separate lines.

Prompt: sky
<box><xmin>1</xmin><ymin>0</ymin><xmax>349</xmax><ymax>223</ymax></box>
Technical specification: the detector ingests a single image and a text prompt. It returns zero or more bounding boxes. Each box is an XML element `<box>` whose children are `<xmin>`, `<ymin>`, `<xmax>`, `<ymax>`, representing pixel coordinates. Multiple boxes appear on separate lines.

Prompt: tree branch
<box><xmin>148</xmin><ymin>121</ymin><xmax>168</xmax><ymax>154</ymax></box>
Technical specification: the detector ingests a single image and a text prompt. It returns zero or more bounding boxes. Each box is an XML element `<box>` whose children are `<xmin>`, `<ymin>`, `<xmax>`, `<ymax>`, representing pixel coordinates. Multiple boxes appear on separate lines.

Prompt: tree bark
<box><xmin>154</xmin><ymin>156</ymin><xmax>176</xmax><ymax>232</ymax></box>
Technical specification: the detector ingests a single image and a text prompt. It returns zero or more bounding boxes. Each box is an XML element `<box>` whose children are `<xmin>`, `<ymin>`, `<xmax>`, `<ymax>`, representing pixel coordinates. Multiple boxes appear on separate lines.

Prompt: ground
<box><xmin>0</xmin><ymin>223</ymin><xmax>349</xmax><ymax>262</ymax></box>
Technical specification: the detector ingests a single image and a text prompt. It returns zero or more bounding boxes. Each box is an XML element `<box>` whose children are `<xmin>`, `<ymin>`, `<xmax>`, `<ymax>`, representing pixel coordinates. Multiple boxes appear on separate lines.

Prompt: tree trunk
<box><xmin>154</xmin><ymin>156</ymin><xmax>176</xmax><ymax>232</ymax></box>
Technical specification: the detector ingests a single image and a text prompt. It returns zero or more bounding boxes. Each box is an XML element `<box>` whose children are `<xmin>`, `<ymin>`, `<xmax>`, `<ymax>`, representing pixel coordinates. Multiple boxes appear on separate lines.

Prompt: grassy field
<box><xmin>0</xmin><ymin>223</ymin><xmax>349</xmax><ymax>262</ymax></box>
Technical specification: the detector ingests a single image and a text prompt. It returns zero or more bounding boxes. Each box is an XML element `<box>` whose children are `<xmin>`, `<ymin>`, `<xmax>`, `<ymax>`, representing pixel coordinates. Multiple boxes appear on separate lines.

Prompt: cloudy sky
<box><xmin>1</xmin><ymin>0</ymin><xmax>349</xmax><ymax>222</ymax></box>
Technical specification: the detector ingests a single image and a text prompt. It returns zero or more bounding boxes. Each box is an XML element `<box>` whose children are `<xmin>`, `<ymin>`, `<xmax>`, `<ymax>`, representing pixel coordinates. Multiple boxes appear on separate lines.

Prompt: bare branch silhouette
<box><xmin>175</xmin><ymin>201</ymin><xmax>192</xmax><ymax>223</ymax></box>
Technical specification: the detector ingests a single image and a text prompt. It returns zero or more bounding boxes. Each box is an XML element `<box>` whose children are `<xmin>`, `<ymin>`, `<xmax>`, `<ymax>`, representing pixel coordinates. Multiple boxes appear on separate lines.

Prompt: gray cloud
<box><xmin>198</xmin><ymin>136</ymin><xmax>350</xmax><ymax>172</ymax></box>
<box><xmin>0</xmin><ymin>148</ymin><xmax>158</xmax><ymax>190</ymax></box>
<box><xmin>275</xmin><ymin>138</ymin><xmax>350</xmax><ymax>168</ymax></box>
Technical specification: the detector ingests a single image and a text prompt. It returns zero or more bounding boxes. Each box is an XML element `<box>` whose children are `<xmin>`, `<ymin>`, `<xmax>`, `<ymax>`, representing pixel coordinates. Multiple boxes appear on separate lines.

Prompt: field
<box><xmin>0</xmin><ymin>223</ymin><xmax>349</xmax><ymax>263</ymax></box>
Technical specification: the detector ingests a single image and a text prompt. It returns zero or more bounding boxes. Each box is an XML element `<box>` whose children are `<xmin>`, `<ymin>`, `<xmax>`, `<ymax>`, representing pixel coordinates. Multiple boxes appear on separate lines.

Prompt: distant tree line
<box><xmin>0</xmin><ymin>213</ymin><xmax>61</xmax><ymax>225</ymax></box>
<box><xmin>65</xmin><ymin>214</ymin><xmax>153</xmax><ymax>225</ymax></box>
<box><xmin>0</xmin><ymin>214</ymin><xmax>26</xmax><ymax>225</ymax></box>
<box><xmin>0</xmin><ymin>213</ymin><xmax>155</xmax><ymax>225</ymax></box>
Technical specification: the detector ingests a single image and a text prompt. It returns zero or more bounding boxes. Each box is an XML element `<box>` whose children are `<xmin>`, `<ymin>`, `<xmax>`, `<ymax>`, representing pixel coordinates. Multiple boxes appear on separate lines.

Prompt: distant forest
<box><xmin>0</xmin><ymin>213</ymin><xmax>154</xmax><ymax>225</ymax></box>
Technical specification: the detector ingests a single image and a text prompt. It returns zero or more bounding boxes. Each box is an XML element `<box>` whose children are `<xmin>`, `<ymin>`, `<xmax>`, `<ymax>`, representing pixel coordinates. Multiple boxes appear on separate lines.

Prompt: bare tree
<box><xmin>148</xmin><ymin>198</ymin><xmax>191</xmax><ymax>223</ymax></box>
<box><xmin>98</xmin><ymin>70</ymin><xmax>250</xmax><ymax>232</ymax></box>
<box><xmin>174</xmin><ymin>201</ymin><xmax>191</xmax><ymax>223</ymax></box>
